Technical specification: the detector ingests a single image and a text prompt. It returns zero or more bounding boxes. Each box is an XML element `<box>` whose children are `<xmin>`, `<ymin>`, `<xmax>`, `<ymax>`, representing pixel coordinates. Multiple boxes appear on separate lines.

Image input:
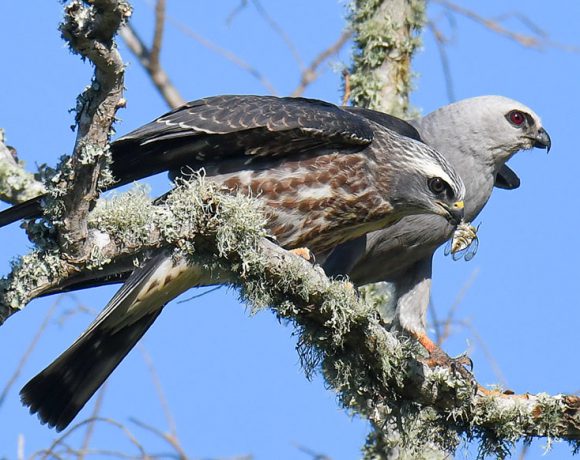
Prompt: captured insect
<box><xmin>445</xmin><ymin>220</ymin><xmax>480</xmax><ymax>262</ymax></box>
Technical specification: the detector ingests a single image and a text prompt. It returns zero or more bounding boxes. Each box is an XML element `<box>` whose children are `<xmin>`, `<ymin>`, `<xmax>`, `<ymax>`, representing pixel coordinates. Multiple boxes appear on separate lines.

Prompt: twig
<box><xmin>438</xmin><ymin>267</ymin><xmax>479</xmax><ymax>345</ymax></box>
<box><xmin>149</xmin><ymin>0</ymin><xmax>165</xmax><ymax>73</ymax></box>
<box><xmin>294</xmin><ymin>443</ymin><xmax>332</xmax><ymax>460</ymax></box>
<box><xmin>138</xmin><ymin>345</ymin><xmax>180</xmax><ymax>438</ymax></box>
<box><xmin>251</xmin><ymin>0</ymin><xmax>304</xmax><ymax>69</ymax></box>
<box><xmin>177</xmin><ymin>285</ymin><xmax>222</xmax><ymax>304</ymax></box>
<box><xmin>426</xmin><ymin>21</ymin><xmax>456</xmax><ymax>103</ymax></box>
<box><xmin>36</xmin><ymin>417</ymin><xmax>147</xmax><ymax>460</ymax></box>
<box><xmin>0</xmin><ymin>298</ymin><xmax>59</xmax><ymax>407</ymax></box>
<box><xmin>341</xmin><ymin>69</ymin><xmax>351</xmax><ymax>106</ymax></box>
<box><xmin>226</xmin><ymin>0</ymin><xmax>248</xmax><ymax>26</ymax></box>
<box><xmin>120</xmin><ymin>24</ymin><xmax>185</xmax><ymax>109</ymax></box>
<box><xmin>164</xmin><ymin>13</ymin><xmax>278</xmax><ymax>95</ymax></box>
<box><xmin>433</xmin><ymin>0</ymin><xmax>580</xmax><ymax>53</ymax></box>
<box><xmin>79</xmin><ymin>383</ymin><xmax>108</xmax><ymax>460</ymax></box>
<box><xmin>291</xmin><ymin>29</ymin><xmax>352</xmax><ymax>97</ymax></box>
<box><xmin>458</xmin><ymin>318</ymin><xmax>509</xmax><ymax>388</ymax></box>
<box><xmin>130</xmin><ymin>417</ymin><xmax>188</xmax><ymax>460</ymax></box>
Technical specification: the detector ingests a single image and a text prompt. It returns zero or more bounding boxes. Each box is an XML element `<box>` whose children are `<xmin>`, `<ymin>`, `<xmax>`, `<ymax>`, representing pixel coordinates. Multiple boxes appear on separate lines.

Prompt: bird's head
<box><xmin>421</xmin><ymin>95</ymin><xmax>550</xmax><ymax>169</ymax></box>
<box><xmin>389</xmin><ymin>139</ymin><xmax>466</xmax><ymax>226</ymax></box>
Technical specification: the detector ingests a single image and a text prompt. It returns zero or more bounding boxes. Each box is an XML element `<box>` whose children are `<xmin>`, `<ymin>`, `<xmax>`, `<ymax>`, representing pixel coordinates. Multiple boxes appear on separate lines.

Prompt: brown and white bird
<box><xmin>15</xmin><ymin>95</ymin><xmax>465</xmax><ymax>431</ymax></box>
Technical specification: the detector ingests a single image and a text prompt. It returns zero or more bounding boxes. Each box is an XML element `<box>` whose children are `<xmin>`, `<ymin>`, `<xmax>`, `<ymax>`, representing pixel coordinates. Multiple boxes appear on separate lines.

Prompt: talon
<box><xmin>290</xmin><ymin>247</ymin><xmax>315</xmax><ymax>263</ymax></box>
<box><xmin>411</xmin><ymin>331</ymin><xmax>474</xmax><ymax>380</ymax></box>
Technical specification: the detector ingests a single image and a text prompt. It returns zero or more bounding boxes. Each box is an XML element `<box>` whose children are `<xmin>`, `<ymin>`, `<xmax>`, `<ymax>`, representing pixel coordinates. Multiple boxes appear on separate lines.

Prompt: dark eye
<box><xmin>428</xmin><ymin>177</ymin><xmax>448</xmax><ymax>195</ymax></box>
<box><xmin>508</xmin><ymin>110</ymin><xmax>526</xmax><ymax>126</ymax></box>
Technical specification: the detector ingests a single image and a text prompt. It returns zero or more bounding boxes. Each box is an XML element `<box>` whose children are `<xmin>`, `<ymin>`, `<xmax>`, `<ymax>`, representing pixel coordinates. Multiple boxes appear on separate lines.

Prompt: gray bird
<box><xmin>15</xmin><ymin>95</ymin><xmax>465</xmax><ymax>431</ymax></box>
<box><xmin>322</xmin><ymin>95</ymin><xmax>551</xmax><ymax>354</ymax></box>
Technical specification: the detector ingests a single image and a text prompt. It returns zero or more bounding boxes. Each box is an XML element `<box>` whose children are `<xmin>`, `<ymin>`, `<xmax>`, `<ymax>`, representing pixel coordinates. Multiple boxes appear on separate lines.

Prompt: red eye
<box><xmin>509</xmin><ymin>110</ymin><xmax>525</xmax><ymax>126</ymax></box>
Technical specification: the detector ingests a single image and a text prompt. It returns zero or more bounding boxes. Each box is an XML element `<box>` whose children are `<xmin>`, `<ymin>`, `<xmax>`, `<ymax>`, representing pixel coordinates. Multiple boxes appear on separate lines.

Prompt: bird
<box><xmin>322</xmin><ymin>95</ymin><xmax>551</xmax><ymax>357</ymax></box>
<box><xmin>15</xmin><ymin>95</ymin><xmax>466</xmax><ymax>431</ymax></box>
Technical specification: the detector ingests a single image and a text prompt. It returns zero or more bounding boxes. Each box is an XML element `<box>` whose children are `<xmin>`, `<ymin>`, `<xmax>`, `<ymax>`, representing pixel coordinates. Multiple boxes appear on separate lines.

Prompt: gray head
<box><xmin>416</xmin><ymin>96</ymin><xmax>551</xmax><ymax>172</ymax></box>
<box><xmin>411</xmin><ymin>96</ymin><xmax>550</xmax><ymax>221</ymax></box>
<box><xmin>379</xmin><ymin>128</ymin><xmax>466</xmax><ymax>225</ymax></box>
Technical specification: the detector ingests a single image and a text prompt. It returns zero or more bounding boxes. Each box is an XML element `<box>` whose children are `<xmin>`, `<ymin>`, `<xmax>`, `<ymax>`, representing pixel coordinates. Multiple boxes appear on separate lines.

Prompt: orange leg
<box><xmin>411</xmin><ymin>331</ymin><xmax>473</xmax><ymax>373</ymax></box>
<box><xmin>289</xmin><ymin>247</ymin><xmax>314</xmax><ymax>262</ymax></box>
<box><xmin>412</xmin><ymin>333</ymin><xmax>525</xmax><ymax>399</ymax></box>
<box><xmin>414</xmin><ymin>331</ymin><xmax>438</xmax><ymax>354</ymax></box>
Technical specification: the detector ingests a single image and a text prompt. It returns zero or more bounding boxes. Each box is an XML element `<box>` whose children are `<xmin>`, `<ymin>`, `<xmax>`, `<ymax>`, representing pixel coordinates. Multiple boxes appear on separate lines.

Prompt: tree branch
<box><xmin>0</xmin><ymin>130</ymin><xmax>45</xmax><ymax>205</ymax></box>
<box><xmin>347</xmin><ymin>0</ymin><xmax>426</xmax><ymax>117</ymax></box>
<box><xmin>291</xmin><ymin>29</ymin><xmax>353</xmax><ymax>98</ymax></box>
<box><xmin>2</xmin><ymin>176</ymin><xmax>579</xmax><ymax>456</ymax></box>
<box><xmin>434</xmin><ymin>0</ymin><xmax>580</xmax><ymax>53</ymax></box>
<box><xmin>51</xmin><ymin>0</ymin><xmax>130</xmax><ymax>256</ymax></box>
<box><xmin>119</xmin><ymin>23</ymin><xmax>186</xmax><ymax>109</ymax></box>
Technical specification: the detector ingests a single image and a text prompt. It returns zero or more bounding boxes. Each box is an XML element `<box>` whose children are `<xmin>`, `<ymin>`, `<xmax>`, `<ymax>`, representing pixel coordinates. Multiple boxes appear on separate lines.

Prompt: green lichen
<box><xmin>0</xmin><ymin>129</ymin><xmax>46</xmax><ymax>203</ymax></box>
<box><xmin>347</xmin><ymin>0</ymin><xmax>426</xmax><ymax>116</ymax></box>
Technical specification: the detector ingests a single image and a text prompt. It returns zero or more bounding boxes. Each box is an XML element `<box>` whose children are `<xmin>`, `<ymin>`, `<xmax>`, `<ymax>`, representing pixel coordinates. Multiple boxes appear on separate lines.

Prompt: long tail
<box><xmin>20</xmin><ymin>251</ymin><xmax>201</xmax><ymax>431</ymax></box>
<box><xmin>0</xmin><ymin>196</ymin><xmax>43</xmax><ymax>226</ymax></box>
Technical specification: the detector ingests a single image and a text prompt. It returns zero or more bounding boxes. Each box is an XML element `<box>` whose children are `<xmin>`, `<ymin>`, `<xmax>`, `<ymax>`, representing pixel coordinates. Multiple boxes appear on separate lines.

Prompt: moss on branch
<box><xmin>2</xmin><ymin>177</ymin><xmax>579</xmax><ymax>457</ymax></box>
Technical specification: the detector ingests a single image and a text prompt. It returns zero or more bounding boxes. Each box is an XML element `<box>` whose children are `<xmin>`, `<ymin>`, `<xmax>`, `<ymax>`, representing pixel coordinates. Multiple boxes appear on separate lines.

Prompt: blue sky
<box><xmin>0</xmin><ymin>1</ymin><xmax>579</xmax><ymax>459</ymax></box>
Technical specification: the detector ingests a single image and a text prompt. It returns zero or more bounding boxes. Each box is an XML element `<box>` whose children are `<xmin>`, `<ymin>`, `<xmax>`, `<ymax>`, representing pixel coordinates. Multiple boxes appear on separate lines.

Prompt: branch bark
<box><xmin>0</xmin><ymin>130</ymin><xmax>45</xmax><ymax>205</ymax></box>
<box><xmin>1</xmin><ymin>177</ymin><xmax>579</xmax><ymax>457</ymax></box>
<box><xmin>51</xmin><ymin>0</ymin><xmax>130</xmax><ymax>256</ymax></box>
<box><xmin>347</xmin><ymin>0</ymin><xmax>425</xmax><ymax>117</ymax></box>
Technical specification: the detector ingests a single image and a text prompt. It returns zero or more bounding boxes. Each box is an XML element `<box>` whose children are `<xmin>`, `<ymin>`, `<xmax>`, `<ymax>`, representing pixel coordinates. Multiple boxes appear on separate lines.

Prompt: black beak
<box><xmin>534</xmin><ymin>127</ymin><xmax>551</xmax><ymax>153</ymax></box>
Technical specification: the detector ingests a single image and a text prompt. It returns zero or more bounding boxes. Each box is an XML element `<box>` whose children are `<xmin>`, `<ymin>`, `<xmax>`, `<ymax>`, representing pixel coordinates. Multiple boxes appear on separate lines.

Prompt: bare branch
<box><xmin>291</xmin><ymin>29</ymin><xmax>352</xmax><ymax>98</ymax></box>
<box><xmin>426</xmin><ymin>21</ymin><xmax>456</xmax><ymax>103</ymax></box>
<box><xmin>0</xmin><ymin>298</ymin><xmax>58</xmax><ymax>408</ymax></box>
<box><xmin>138</xmin><ymin>344</ymin><xmax>180</xmax><ymax>438</ymax></box>
<box><xmin>165</xmin><ymin>13</ymin><xmax>278</xmax><ymax>95</ymax></box>
<box><xmin>79</xmin><ymin>384</ymin><xmax>107</xmax><ymax>460</ymax></box>
<box><xmin>149</xmin><ymin>0</ymin><xmax>165</xmax><ymax>73</ymax></box>
<box><xmin>250</xmin><ymin>0</ymin><xmax>304</xmax><ymax>69</ymax></box>
<box><xmin>438</xmin><ymin>268</ymin><xmax>479</xmax><ymax>345</ymax></box>
<box><xmin>119</xmin><ymin>24</ymin><xmax>185</xmax><ymax>109</ymax></box>
<box><xmin>341</xmin><ymin>69</ymin><xmax>351</xmax><ymax>106</ymax></box>
<box><xmin>130</xmin><ymin>418</ymin><xmax>188</xmax><ymax>460</ymax></box>
<box><xmin>36</xmin><ymin>417</ymin><xmax>147</xmax><ymax>460</ymax></box>
<box><xmin>434</xmin><ymin>0</ymin><xmax>580</xmax><ymax>53</ymax></box>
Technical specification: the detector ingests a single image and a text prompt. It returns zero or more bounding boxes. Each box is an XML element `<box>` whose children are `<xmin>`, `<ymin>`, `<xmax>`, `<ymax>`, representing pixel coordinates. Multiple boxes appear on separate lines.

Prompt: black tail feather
<box><xmin>0</xmin><ymin>196</ymin><xmax>43</xmax><ymax>227</ymax></box>
<box><xmin>20</xmin><ymin>309</ymin><xmax>162</xmax><ymax>432</ymax></box>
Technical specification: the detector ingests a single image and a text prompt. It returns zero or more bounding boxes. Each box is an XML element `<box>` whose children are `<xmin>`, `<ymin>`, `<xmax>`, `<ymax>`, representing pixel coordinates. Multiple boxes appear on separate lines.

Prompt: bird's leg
<box><xmin>289</xmin><ymin>247</ymin><xmax>315</xmax><ymax>263</ymax></box>
<box><xmin>412</xmin><ymin>331</ymin><xmax>473</xmax><ymax>376</ymax></box>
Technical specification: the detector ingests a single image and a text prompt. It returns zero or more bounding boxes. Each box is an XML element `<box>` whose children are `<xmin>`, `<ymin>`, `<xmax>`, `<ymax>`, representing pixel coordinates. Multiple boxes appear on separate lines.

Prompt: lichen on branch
<box><xmin>0</xmin><ymin>130</ymin><xmax>45</xmax><ymax>205</ymax></box>
<box><xmin>347</xmin><ymin>0</ymin><xmax>425</xmax><ymax>117</ymax></box>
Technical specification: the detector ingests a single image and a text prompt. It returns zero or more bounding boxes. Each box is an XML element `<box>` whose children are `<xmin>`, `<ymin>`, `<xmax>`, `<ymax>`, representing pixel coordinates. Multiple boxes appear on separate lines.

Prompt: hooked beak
<box><xmin>534</xmin><ymin>127</ymin><xmax>551</xmax><ymax>152</ymax></box>
<box><xmin>437</xmin><ymin>200</ymin><xmax>464</xmax><ymax>226</ymax></box>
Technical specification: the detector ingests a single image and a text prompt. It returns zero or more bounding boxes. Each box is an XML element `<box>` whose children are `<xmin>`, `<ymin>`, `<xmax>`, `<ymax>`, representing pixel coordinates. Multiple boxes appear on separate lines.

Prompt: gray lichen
<box><xmin>347</xmin><ymin>0</ymin><xmax>426</xmax><ymax>117</ymax></box>
<box><xmin>0</xmin><ymin>129</ymin><xmax>46</xmax><ymax>205</ymax></box>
